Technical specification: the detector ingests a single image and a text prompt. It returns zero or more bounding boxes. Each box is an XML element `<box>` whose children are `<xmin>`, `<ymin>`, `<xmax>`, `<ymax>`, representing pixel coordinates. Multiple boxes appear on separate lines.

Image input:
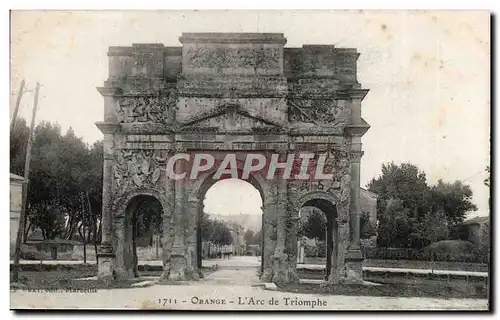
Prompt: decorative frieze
<box><xmin>116</xmin><ymin>94</ymin><xmax>177</xmax><ymax>123</ymax></box>
<box><xmin>186</xmin><ymin>47</ymin><xmax>280</xmax><ymax>70</ymax></box>
<box><xmin>288</xmin><ymin>99</ymin><xmax>347</xmax><ymax>126</ymax></box>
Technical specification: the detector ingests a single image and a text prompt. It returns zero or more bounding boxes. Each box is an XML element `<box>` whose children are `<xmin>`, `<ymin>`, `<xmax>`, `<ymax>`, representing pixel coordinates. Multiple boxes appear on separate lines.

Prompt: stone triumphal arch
<box><xmin>95</xmin><ymin>33</ymin><xmax>370</xmax><ymax>284</ymax></box>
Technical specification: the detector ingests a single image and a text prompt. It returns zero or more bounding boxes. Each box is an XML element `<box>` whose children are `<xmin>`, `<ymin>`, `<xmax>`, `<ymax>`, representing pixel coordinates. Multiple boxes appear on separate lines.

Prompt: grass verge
<box><xmin>279</xmin><ymin>281</ymin><xmax>489</xmax><ymax>299</ymax></box>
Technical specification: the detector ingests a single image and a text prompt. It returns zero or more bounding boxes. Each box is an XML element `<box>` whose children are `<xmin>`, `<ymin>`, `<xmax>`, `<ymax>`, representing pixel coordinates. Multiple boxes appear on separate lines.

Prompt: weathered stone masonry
<box><xmin>96</xmin><ymin>33</ymin><xmax>369</xmax><ymax>284</ymax></box>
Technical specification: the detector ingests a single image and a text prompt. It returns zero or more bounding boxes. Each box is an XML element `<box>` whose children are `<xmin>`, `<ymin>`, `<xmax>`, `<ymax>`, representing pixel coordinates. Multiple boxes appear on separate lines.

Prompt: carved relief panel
<box><xmin>288</xmin><ymin>99</ymin><xmax>349</xmax><ymax>126</ymax></box>
<box><xmin>113</xmin><ymin>149</ymin><xmax>168</xmax><ymax>197</ymax></box>
<box><xmin>185</xmin><ymin>47</ymin><xmax>281</xmax><ymax>73</ymax></box>
<box><xmin>288</xmin><ymin>146</ymin><xmax>352</xmax><ymax>222</ymax></box>
<box><xmin>116</xmin><ymin>94</ymin><xmax>177</xmax><ymax>124</ymax></box>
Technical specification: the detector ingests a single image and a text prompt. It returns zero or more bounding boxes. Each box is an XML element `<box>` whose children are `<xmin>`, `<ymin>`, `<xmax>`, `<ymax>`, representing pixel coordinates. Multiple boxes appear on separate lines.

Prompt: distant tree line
<box><xmin>201</xmin><ymin>213</ymin><xmax>233</xmax><ymax>245</ymax></box>
<box><xmin>11</xmin><ymin>118</ymin><xmax>103</xmax><ymax>243</ymax></box>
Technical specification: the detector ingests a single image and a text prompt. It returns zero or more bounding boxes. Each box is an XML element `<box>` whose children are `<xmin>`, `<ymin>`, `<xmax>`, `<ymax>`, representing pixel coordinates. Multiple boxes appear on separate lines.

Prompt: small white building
<box><xmin>10</xmin><ymin>173</ymin><xmax>25</xmax><ymax>253</ymax></box>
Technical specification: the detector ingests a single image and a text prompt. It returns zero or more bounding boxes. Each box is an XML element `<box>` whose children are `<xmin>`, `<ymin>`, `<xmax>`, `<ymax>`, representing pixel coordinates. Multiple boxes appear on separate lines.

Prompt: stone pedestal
<box><xmin>343</xmin><ymin>249</ymin><xmax>363</xmax><ymax>284</ymax></box>
<box><xmin>270</xmin><ymin>252</ymin><xmax>289</xmax><ymax>284</ymax></box>
<box><xmin>97</xmin><ymin>241</ymin><xmax>115</xmax><ymax>282</ymax></box>
<box><xmin>166</xmin><ymin>242</ymin><xmax>199</xmax><ymax>280</ymax></box>
<box><xmin>168</xmin><ymin>253</ymin><xmax>190</xmax><ymax>280</ymax></box>
<box><xmin>260</xmin><ymin>269</ymin><xmax>274</xmax><ymax>282</ymax></box>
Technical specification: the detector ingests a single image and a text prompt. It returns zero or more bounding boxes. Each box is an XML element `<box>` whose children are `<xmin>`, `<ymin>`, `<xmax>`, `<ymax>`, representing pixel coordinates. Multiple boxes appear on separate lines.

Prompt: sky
<box><xmin>204</xmin><ymin>179</ymin><xmax>263</xmax><ymax>216</ymax></box>
<box><xmin>10</xmin><ymin>11</ymin><xmax>490</xmax><ymax>218</ymax></box>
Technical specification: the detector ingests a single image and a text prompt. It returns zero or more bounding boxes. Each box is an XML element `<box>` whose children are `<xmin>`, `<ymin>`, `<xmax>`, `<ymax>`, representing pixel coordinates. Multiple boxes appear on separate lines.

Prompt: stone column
<box><xmin>258</xmin><ymin>205</ymin><xmax>268</xmax><ymax>278</ymax></box>
<box><xmin>349</xmin><ymin>149</ymin><xmax>363</xmax><ymax>251</ymax></box>
<box><xmin>270</xmin><ymin>160</ymin><xmax>293</xmax><ymax>283</ymax></box>
<box><xmin>161</xmin><ymin>153</ymin><xmax>175</xmax><ymax>280</ymax></box>
<box><xmin>344</xmin><ymin>146</ymin><xmax>364</xmax><ymax>283</ymax></box>
<box><xmin>260</xmin><ymin>204</ymin><xmax>276</xmax><ymax>282</ymax></box>
<box><xmin>168</xmin><ymin>147</ymin><xmax>193</xmax><ymax>280</ymax></box>
<box><xmin>97</xmin><ymin>146</ymin><xmax>115</xmax><ymax>281</ymax></box>
<box><xmin>185</xmin><ymin>198</ymin><xmax>199</xmax><ymax>279</ymax></box>
<box><xmin>343</xmin><ymin>95</ymin><xmax>370</xmax><ymax>284</ymax></box>
<box><xmin>95</xmin><ymin>87</ymin><xmax>119</xmax><ymax>282</ymax></box>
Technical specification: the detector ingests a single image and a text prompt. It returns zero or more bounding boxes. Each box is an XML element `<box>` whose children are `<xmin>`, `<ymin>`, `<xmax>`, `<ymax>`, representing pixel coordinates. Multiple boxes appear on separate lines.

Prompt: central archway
<box><xmin>191</xmin><ymin>167</ymin><xmax>268</xmax><ymax>278</ymax></box>
<box><xmin>200</xmin><ymin>179</ymin><xmax>263</xmax><ymax>267</ymax></box>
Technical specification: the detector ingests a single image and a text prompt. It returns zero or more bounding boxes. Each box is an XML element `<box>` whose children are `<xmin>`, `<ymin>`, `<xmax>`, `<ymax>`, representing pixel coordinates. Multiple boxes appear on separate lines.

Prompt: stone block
<box><xmin>131</xmin><ymin>280</ymin><xmax>156</xmax><ymax>288</ymax></box>
<box><xmin>97</xmin><ymin>256</ymin><xmax>114</xmax><ymax>281</ymax></box>
<box><xmin>264</xmin><ymin>283</ymin><xmax>278</xmax><ymax>291</ymax></box>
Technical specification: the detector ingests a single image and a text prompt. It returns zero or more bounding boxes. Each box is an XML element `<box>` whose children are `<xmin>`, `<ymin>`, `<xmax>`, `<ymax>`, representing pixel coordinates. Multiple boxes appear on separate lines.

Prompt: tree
<box><xmin>299</xmin><ymin>209</ymin><xmax>326</xmax><ymax>241</ymax></box>
<box><xmin>84</xmin><ymin>141</ymin><xmax>104</xmax><ymax>244</ymax></box>
<box><xmin>201</xmin><ymin>214</ymin><xmax>233</xmax><ymax>245</ymax></box>
<box><xmin>244</xmin><ymin>230</ymin><xmax>254</xmax><ymax>245</ymax></box>
<box><xmin>360</xmin><ymin>212</ymin><xmax>377</xmax><ymax>239</ymax></box>
<box><xmin>10</xmin><ymin>118</ymin><xmax>29</xmax><ymax>176</ymax></box>
<box><xmin>24</xmin><ymin>121</ymin><xmax>67</xmax><ymax>240</ymax></box>
<box><xmin>368</xmin><ymin>162</ymin><xmax>477</xmax><ymax>248</ymax></box>
<box><xmin>29</xmin><ymin>200</ymin><xmax>66</xmax><ymax>240</ymax></box>
<box><xmin>211</xmin><ymin>219</ymin><xmax>233</xmax><ymax>245</ymax></box>
<box><xmin>252</xmin><ymin>229</ymin><xmax>261</xmax><ymax>245</ymax></box>
<box><xmin>478</xmin><ymin>220</ymin><xmax>490</xmax><ymax>261</ymax></box>
<box><xmin>430</xmin><ymin>180</ymin><xmax>477</xmax><ymax>228</ymax></box>
<box><xmin>10</xmin><ymin>119</ymin><xmax>104</xmax><ymax>242</ymax></box>
<box><xmin>416</xmin><ymin>208</ymin><xmax>449</xmax><ymax>245</ymax></box>
<box><xmin>135</xmin><ymin>198</ymin><xmax>163</xmax><ymax>246</ymax></box>
<box><xmin>376</xmin><ymin>198</ymin><xmax>412</xmax><ymax>248</ymax></box>
<box><xmin>368</xmin><ymin>162</ymin><xmax>432</xmax><ymax>222</ymax></box>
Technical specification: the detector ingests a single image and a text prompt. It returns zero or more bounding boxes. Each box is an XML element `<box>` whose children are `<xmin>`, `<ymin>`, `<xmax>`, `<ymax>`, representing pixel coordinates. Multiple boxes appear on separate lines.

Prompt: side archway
<box><xmin>112</xmin><ymin>188</ymin><xmax>167</xmax><ymax>279</ymax></box>
<box><xmin>293</xmin><ymin>191</ymin><xmax>342</xmax><ymax>281</ymax></box>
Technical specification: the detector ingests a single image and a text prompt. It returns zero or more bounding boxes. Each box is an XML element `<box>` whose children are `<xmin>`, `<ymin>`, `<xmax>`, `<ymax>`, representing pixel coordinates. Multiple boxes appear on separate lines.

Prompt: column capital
<box><xmin>95</xmin><ymin>121</ymin><xmax>120</xmax><ymax>134</ymax></box>
<box><xmin>96</xmin><ymin>86</ymin><xmax>120</xmax><ymax>97</ymax></box>
<box><xmin>275</xmin><ymin>146</ymin><xmax>288</xmax><ymax>155</ymax></box>
<box><xmin>350</xmin><ymin>151</ymin><xmax>364</xmax><ymax>163</ymax></box>
<box><xmin>174</xmin><ymin>144</ymin><xmax>187</xmax><ymax>153</ymax></box>
<box><xmin>345</xmin><ymin>119</ymin><xmax>370</xmax><ymax>137</ymax></box>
